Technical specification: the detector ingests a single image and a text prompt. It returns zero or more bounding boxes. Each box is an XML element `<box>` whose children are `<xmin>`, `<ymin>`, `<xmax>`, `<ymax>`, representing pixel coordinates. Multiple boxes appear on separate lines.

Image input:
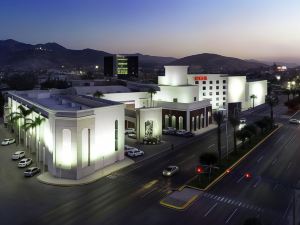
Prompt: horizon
<box><xmin>1</xmin><ymin>0</ymin><xmax>300</xmax><ymax>64</ymax></box>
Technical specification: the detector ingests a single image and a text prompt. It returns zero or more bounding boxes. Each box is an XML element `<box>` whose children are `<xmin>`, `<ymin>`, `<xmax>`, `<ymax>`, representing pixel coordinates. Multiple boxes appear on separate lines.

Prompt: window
<box><xmin>216</xmin><ymin>97</ymin><xmax>219</xmax><ymax>101</ymax></box>
<box><xmin>173</xmin><ymin>98</ymin><xmax>178</xmax><ymax>103</ymax></box>
<box><xmin>164</xmin><ymin>115</ymin><xmax>169</xmax><ymax>128</ymax></box>
<box><xmin>223</xmin><ymin>80</ymin><xmax>226</xmax><ymax>84</ymax></box>
<box><xmin>223</xmin><ymin>102</ymin><xmax>226</xmax><ymax>106</ymax></box>
<box><xmin>216</xmin><ymin>86</ymin><xmax>219</xmax><ymax>89</ymax></box>
<box><xmin>216</xmin><ymin>103</ymin><xmax>219</xmax><ymax>106</ymax></box>
<box><xmin>209</xmin><ymin>81</ymin><xmax>213</xmax><ymax>84</ymax></box>
<box><xmin>82</xmin><ymin>128</ymin><xmax>91</xmax><ymax>167</ymax></box>
<box><xmin>209</xmin><ymin>92</ymin><xmax>212</xmax><ymax>96</ymax></box>
<box><xmin>223</xmin><ymin>86</ymin><xmax>226</xmax><ymax>89</ymax></box>
<box><xmin>115</xmin><ymin>120</ymin><xmax>118</xmax><ymax>151</ymax></box>
<box><xmin>179</xmin><ymin>116</ymin><xmax>183</xmax><ymax>130</ymax></box>
<box><xmin>203</xmin><ymin>87</ymin><xmax>206</xmax><ymax>90</ymax></box>
<box><xmin>62</xmin><ymin>129</ymin><xmax>72</xmax><ymax>168</ymax></box>
<box><xmin>202</xmin><ymin>81</ymin><xmax>206</xmax><ymax>84</ymax></box>
<box><xmin>223</xmin><ymin>97</ymin><xmax>226</xmax><ymax>100</ymax></box>
<box><xmin>223</xmin><ymin>91</ymin><xmax>226</xmax><ymax>95</ymax></box>
<box><xmin>203</xmin><ymin>93</ymin><xmax>206</xmax><ymax>96</ymax></box>
<box><xmin>216</xmin><ymin>92</ymin><xmax>219</xmax><ymax>95</ymax></box>
<box><xmin>209</xmin><ymin>86</ymin><xmax>213</xmax><ymax>90</ymax></box>
<box><xmin>216</xmin><ymin>80</ymin><xmax>219</xmax><ymax>84</ymax></box>
<box><xmin>194</xmin><ymin>97</ymin><xmax>197</xmax><ymax>101</ymax></box>
<box><xmin>171</xmin><ymin>116</ymin><xmax>176</xmax><ymax>128</ymax></box>
<box><xmin>195</xmin><ymin>81</ymin><xmax>199</xmax><ymax>84</ymax></box>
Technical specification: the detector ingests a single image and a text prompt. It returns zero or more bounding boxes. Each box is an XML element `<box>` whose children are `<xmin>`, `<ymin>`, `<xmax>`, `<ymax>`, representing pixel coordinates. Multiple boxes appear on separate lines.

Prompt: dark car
<box><xmin>143</xmin><ymin>137</ymin><xmax>160</xmax><ymax>145</ymax></box>
<box><xmin>183</xmin><ymin>131</ymin><xmax>194</xmax><ymax>137</ymax></box>
<box><xmin>24</xmin><ymin>167</ymin><xmax>40</xmax><ymax>177</ymax></box>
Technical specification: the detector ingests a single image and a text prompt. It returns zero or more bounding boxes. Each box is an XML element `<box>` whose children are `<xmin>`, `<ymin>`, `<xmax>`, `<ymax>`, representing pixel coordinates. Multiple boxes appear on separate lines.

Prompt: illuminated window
<box><xmin>171</xmin><ymin>116</ymin><xmax>176</xmax><ymax>128</ymax></box>
<box><xmin>164</xmin><ymin>115</ymin><xmax>169</xmax><ymax>128</ymax></box>
<box><xmin>115</xmin><ymin>120</ymin><xmax>118</xmax><ymax>151</ymax></box>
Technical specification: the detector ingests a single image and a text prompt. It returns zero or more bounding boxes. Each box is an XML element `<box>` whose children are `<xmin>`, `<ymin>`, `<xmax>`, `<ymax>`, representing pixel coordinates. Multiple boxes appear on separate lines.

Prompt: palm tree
<box><xmin>229</xmin><ymin>116</ymin><xmax>240</xmax><ymax>154</ymax></box>
<box><xmin>213</xmin><ymin>111</ymin><xmax>224</xmax><ymax>162</ymax></box>
<box><xmin>23</xmin><ymin>116</ymin><xmax>45</xmax><ymax>165</ymax></box>
<box><xmin>265</xmin><ymin>94</ymin><xmax>279</xmax><ymax>124</ymax></box>
<box><xmin>93</xmin><ymin>91</ymin><xmax>104</xmax><ymax>98</ymax></box>
<box><xmin>283</xmin><ymin>89</ymin><xmax>291</xmax><ymax>102</ymax></box>
<box><xmin>147</xmin><ymin>87</ymin><xmax>157</xmax><ymax>107</ymax></box>
<box><xmin>10</xmin><ymin>105</ymin><xmax>34</xmax><ymax>145</ymax></box>
<box><xmin>199</xmin><ymin>152</ymin><xmax>218</xmax><ymax>182</ymax></box>
<box><xmin>250</xmin><ymin>94</ymin><xmax>257</xmax><ymax>108</ymax></box>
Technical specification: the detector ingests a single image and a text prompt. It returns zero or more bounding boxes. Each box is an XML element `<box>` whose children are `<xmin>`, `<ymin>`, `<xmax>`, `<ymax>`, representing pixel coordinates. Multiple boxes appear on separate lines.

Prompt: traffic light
<box><xmin>196</xmin><ymin>165</ymin><xmax>203</xmax><ymax>174</ymax></box>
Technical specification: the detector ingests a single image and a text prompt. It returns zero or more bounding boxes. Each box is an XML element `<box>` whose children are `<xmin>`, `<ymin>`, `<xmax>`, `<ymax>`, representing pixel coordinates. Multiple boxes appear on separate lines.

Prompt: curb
<box><xmin>36</xmin><ymin>176</ymin><xmax>99</xmax><ymax>187</ymax></box>
<box><xmin>160</xmin><ymin>194</ymin><xmax>199</xmax><ymax>211</ymax></box>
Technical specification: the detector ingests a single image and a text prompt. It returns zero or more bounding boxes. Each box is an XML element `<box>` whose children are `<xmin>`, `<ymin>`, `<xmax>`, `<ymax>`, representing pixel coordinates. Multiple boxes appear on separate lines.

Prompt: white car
<box><xmin>18</xmin><ymin>158</ymin><xmax>32</xmax><ymax>168</ymax></box>
<box><xmin>176</xmin><ymin>130</ymin><xmax>187</xmax><ymax>136</ymax></box>
<box><xmin>289</xmin><ymin>118</ymin><xmax>300</xmax><ymax>124</ymax></box>
<box><xmin>128</xmin><ymin>133</ymin><xmax>137</xmax><ymax>139</ymax></box>
<box><xmin>125</xmin><ymin>128</ymin><xmax>135</xmax><ymax>135</ymax></box>
<box><xmin>24</xmin><ymin>167</ymin><xmax>40</xmax><ymax>177</ymax></box>
<box><xmin>1</xmin><ymin>138</ymin><xmax>15</xmax><ymax>146</ymax></box>
<box><xmin>12</xmin><ymin>151</ymin><xmax>25</xmax><ymax>160</ymax></box>
<box><xmin>126</xmin><ymin>149</ymin><xmax>144</xmax><ymax>157</ymax></box>
<box><xmin>162</xmin><ymin>166</ymin><xmax>179</xmax><ymax>177</ymax></box>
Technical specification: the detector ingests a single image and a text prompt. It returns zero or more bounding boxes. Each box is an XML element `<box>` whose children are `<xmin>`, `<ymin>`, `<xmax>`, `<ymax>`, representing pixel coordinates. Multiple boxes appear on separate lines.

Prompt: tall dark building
<box><xmin>104</xmin><ymin>55</ymin><xmax>139</xmax><ymax>79</ymax></box>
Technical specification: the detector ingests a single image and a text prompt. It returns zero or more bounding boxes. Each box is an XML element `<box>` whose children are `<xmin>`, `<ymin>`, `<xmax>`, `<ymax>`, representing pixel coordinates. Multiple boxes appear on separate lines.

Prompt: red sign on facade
<box><xmin>194</xmin><ymin>76</ymin><xmax>207</xmax><ymax>81</ymax></box>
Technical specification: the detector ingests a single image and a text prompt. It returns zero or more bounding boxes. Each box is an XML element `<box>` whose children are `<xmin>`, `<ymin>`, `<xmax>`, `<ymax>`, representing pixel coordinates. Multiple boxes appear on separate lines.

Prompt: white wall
<box><xmin>246</xmin><ymin>80</ymin><xmax>267</xmax><ymax>108</ymax></box>
<box><xmin>227</xmin><ymin>76</ymin><xmax>247</xmax><ymax>109</ymax></box>
<box><xmin>158</xmin><ymin>66</ymin><xmax>189</xmax><ymax>86</ymax></box>
<box><xmin>102</xmin><ymin>92</ymin><xmax>150</xmax><ymax>108</ymax></box>
<box><xmin>154</xmin><ymin>85</ymin><xmax>199</xmax><ymax>103</ymax></box>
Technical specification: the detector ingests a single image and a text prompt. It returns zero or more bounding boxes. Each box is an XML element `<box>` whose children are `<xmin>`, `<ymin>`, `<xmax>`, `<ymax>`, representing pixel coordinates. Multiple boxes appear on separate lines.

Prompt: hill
<box><xmin>169</xmin><ymin>53</ymin><xmax>267</xmax><ymax>73</ymax></box>
<box><xmin>0</xmin><ymin>39</ymin><xmax>176</xmax><ymax>70</ymax></box>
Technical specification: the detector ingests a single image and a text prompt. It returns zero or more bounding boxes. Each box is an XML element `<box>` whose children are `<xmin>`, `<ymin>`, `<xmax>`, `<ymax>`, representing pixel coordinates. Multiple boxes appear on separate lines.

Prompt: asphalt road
<box><xmin>0</xmin><ymin>101</ymin><xmax>298</xmax><ymax>225</ymax></box>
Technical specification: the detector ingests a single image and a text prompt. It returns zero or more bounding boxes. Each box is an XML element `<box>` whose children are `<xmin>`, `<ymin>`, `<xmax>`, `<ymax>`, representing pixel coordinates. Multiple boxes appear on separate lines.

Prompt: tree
<box><xmin>0</xmin><ymin>92</ymin><xmax>4</xmax><ymax>117</ymax></box>
<box><xmin>10</xmin><ymin>105</ymin><xmax>34</xmax><ymax>146</ymax></box>
<box><xmin>243</xmin><ymin>124</ymin><xmax>257</xmax><ymax>143</ymax></box>
<box><xmin>243</xmin><ymin>217</ymin><xmax>263</xmax><ymax>225</ymax></box>
<box><xmin>283</xmin><ymin>89</ymin><xmax>291</xmax><ymax>102</ymax></box>
<box><xmin>93</xmin><ymin>91</ymin><xmax>104</xmax><ymax>98</ymax></box>
<box><xmin>147</xmin><ymin>87</ymin><xmax>157</xmax><ymax>107</ymax></box>
<box><xmin>250</xmin><ymin>94</ymin><xmax>257</xmax><ymax>108</ymax></box>
<box><xmin>265</xmin><ymin>94</ymin><xmax>279</xmax><ymax>124</ymax></box>
<box><xmin>255</xmin><ymin>119</ymin><xmax>267</xmax><ymax>135</ymax></box>
<box><xmin>236</xmin><ymin>129</ymin><xmax>249</xmax><ymax>148</ymax></box>
<box><xmin>229</xmin><ymin>116</ymin><xmax>240</xmax><ymax>154</ymax></box>
<box><xmin>213</xmin><ymin>111</ymin><xmax>224</xmax><ymax>162</ymax></box>
<box><xmin>23</xmin><ymin>116</ymin><xmax>45</xmax><ymax>165</ymax></box>
<box><xmin>199</xmin><ymin>152</ymin><xmax>218</xmax><ymax>182</ymax></box>
<box><xmin>5</xmin><ymin>73</ymin><xmax>37</xmax><ymax>90</ymax></box>
<box><xmin>262</xmin><ymin>116</ymin><xmax>273</xmax><ymax>130</ymax></box>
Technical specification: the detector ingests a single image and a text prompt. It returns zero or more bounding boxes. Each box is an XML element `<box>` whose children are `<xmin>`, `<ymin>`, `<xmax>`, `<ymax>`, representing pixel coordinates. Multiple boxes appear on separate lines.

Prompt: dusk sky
<box><xmin>1</xmin><ymin>0</ymin><xmax>300</xmax><ymax>62</ymax></box>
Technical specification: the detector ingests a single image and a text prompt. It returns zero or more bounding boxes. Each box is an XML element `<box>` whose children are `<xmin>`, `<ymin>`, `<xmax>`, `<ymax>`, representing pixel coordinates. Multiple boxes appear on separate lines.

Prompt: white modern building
<box><xmin>160</xmin><ymin>66</ymin><xmax>267</xmax><ymax>113</ymax></box>
<box><xmin>6</xmin><ymin>90</ymin><xmax>125</xmax><ymax>179</ymax></box>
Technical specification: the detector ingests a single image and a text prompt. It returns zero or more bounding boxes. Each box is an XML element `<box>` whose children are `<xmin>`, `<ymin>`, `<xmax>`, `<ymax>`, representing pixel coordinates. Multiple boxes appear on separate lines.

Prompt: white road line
<box><xmin>204</xmin><ymin>203</ymin><xmax>218</xmax><ymax>217</ymax></box>
<box><xmin>208</xmin><ymin>144</ymin><xmax>215</xmax><ymax>149</ymax></box>
<box><xmin>256</xmin><ymin>155</ymin><xmax>264</xmax><ymax>163</ymax></box>
<box><xmin>283</xmin><ymin>198</ymin><xmax>293</xmax><ymax>218</ymax></box>
<box><xmin>225</xmin><ymin>208</ymin><xmax>238</xmax><ymax>224</ymax></box>
<box><xmin>236</xmin><ymin>175</ymin><xmax>244</xmax><ymax>183</ymax></box>
<box><xmin>253</xmin><ymin>178</ymin><xmax>261</xmax><ymax>188</ymax></box>
<box><xmin>271</xmin><ymin>158</ymin><xmax>278</xmax><ymax>165</ymax></box>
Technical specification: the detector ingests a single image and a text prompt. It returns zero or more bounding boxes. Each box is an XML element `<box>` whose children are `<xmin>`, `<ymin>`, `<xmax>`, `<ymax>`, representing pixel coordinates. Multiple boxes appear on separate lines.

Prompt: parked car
<box><xmin>239</xmin><ymin>118</ymin><xmax>247</xmax><ymax>130</ymax></box>
<box><xmin>143</xmin><ymin>137</ymin><xmax>160</xmax><ymax>145</ymax></box>
<box><xmin>289</xmin><ymin>118</ymin><xmax>300</xmax><ymax>124</ymax></box>
<box><xmin>182</xmin><ymin>131</ymin><xmax>194</xmax><ymax>137</ymax></box>
<box><xmin>24</xmin><ymin>167</ymin><xmax>40</xmax><ymax>177</ymax></box>
<box><xmin>12</xmin><ymin>151</ymin><xmax>25</xmax><ymax>160</ymax></box>
<box><xmin>1</xmin><ymin>138</ymin><xmax>15</xmax><ymax>146</ymax></box>
<box><xmin>125</xmin><ymin>128</ymin><xmax>135</xmax><ymax>135</ymax></box>
<box><xmin>162</xmin><ymin>165</ymin><xmax>179</xmax><ymax>177</ymax></box>
<box><xmin>18</xmin><ymin>158</ymin><xmax>32</xmax><ymax>168</ymax></box>
<box><xmin>176</xmin><ymin>129</ymin><xmax>187</xmax><ymax>136</ymax></box>
<box><xmin>124</xmin><ymin>145</ymin><xmax>139</xmax><ymax>152</ymax></box>
<box><xmin>128</xmin><ymin>133</ymin><xmax>137</xmax><ymax>139</ymax></box>
<box><xmin>162</xmin><ymin>127</ymin><xmax>176</xmax><ymax>135</ymax></box>
<box><xmin>126</xmin><ymin>149</ymin><xmax>144</xmax><ymax>158</ymax></box>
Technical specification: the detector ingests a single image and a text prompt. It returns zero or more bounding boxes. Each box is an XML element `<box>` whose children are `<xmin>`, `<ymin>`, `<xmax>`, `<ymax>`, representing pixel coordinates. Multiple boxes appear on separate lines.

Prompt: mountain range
<box><xmin>1</xmin><ymin>39</ymin><xmax>296</xmax><ymax>72</ymax></box>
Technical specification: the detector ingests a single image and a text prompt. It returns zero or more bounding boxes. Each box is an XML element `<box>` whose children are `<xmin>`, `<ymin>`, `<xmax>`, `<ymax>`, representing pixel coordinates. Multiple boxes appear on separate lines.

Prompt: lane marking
<box><xmin>236</xmin><ymin>175</ymin><xmax>244</xmax><ymax>183</ymax></box>
<box><xmin>208</xmin><ymin>144</ymin><xmax>215</xmax><ymax>149</ymax></box>
<box><xmin>283</xmin><ymin>198</ymin><xmax>293</xmax><ymax>218</ymax></box>
<box><xmin>204</xmin><ymin>203</ymin><xmax>218</xmax><ymax>217</ymax></box>
<box><xmin>253</xmin><ymin>179</ymin><xmax>261</xmax><ymax>188</ymax></box>
<box><xmin>256</xmin><ymin>155</ymin><xmax>264</xmax><ymax>163</ymax></box>
<box><xmin>225</xmin><ymin>208</ymin><xmax>238</xmax><ymax>224</ymax></box>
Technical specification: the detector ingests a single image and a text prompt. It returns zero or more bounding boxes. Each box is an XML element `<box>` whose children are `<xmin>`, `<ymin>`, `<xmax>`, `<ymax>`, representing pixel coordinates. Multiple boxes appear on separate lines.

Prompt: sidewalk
<box><xmin>37</xmin><ymin>157</ymin><xmax>134</xmax><ymax>186</ymax></box>
<box><xmin>160</xmin><ymin>187</ymin><xmax>202</xmax><ymax>210</ymax></box>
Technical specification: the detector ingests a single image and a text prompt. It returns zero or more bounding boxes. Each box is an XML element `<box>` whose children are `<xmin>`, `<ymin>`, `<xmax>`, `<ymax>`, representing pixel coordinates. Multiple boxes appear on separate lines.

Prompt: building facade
<box><xmin>6</xmin><ymin>90</ymin><xmax>125</xmax><ymax>180</ymax></box>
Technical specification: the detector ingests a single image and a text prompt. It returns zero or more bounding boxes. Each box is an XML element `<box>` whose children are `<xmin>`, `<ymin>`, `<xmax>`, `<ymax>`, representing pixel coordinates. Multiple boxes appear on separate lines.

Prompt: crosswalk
<box><xmin>202</xmin><ymin>192</ymin><xmax>263</xmax><ymax>213</ymax></box>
